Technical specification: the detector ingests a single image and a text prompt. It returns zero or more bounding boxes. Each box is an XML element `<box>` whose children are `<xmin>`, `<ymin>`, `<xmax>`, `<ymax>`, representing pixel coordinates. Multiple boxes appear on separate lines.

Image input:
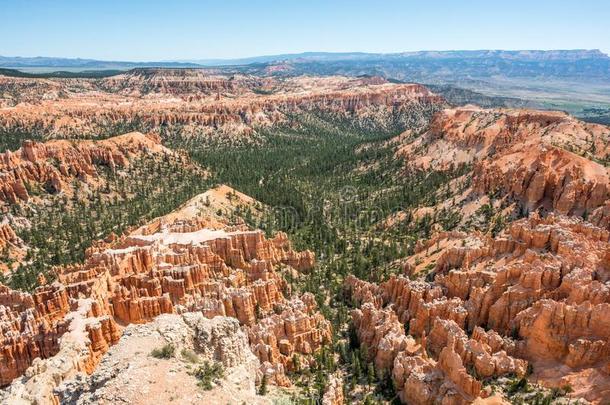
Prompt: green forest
<box><xmin>167</xmin><ymin>112</ymin><xmax>468</xmax><ymax>403</ymax></box>
<box><xmin>0</xmin><ymin>110</ymin><xmax>549</xmax><ymax>403</ymax></box>
<box><xmin>3</xmin><ymin>154</ymin><xmax>211</xmax><ymax>291</ymax></box>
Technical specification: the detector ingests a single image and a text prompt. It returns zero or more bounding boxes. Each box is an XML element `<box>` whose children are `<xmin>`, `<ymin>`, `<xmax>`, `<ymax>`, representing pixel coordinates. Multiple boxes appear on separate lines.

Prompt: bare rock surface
<box><xmin>0</xmin><ymin>298</ymin><xmax>119</xmax><ymax>404</ymax></box>
<box><xmin>54</xmin><ymin>313</ymin><xmax>269</xmax><ymax>405</ymax></box>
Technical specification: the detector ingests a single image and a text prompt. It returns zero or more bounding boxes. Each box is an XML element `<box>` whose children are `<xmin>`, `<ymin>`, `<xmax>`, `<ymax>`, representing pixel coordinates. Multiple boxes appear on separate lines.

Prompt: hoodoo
<box><xmin>1</xmin><ymin>40</ymin><xmax>610</xmax><ymax>403</ymax></box>
<box><xmin>0</xmin><ymin>187</ymin><xmax>330</xmax><ymax>402</ymax></box>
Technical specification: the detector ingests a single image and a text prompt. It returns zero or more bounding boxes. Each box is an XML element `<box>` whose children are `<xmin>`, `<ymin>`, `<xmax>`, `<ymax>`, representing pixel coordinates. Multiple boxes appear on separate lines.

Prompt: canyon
<box><xmin>0</xmin><ymin>68</ymin><xmax>609</xmax><ymax>404</ymax></box>
<box><xmin>348</xmin><ymin>213</ymin><xmax>610</xmax><ymax>403</ymax></box>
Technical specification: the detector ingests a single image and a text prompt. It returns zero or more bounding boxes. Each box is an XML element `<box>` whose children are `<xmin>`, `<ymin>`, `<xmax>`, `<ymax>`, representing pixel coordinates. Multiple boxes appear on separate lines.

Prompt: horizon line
<box><xmin>1</xmin><ymin>48</ymin><xmax>608</xmax><ymax>64</ymax></box>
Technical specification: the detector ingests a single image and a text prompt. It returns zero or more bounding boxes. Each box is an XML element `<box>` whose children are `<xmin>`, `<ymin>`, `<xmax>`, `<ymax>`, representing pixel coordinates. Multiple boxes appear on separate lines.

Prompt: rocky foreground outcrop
<box><xmin>0</xmin><ymin>188</ymin><xmax>331</xmax><ymax>402</ymax></box>
<box><xmin>0</xmin><ymin>72</ymin><xmax>444</xmax><ymax>139</ymax></box>
<box><xmin>347</xmin><ymin>213</ymin><xmax>610</xmax><ymax>403</ymax></box>
<box><xmin>0</xmin><ymin>280</ymin><xmax>122</xmax><ymax>387</ymax></box>
<box><xmin>0</xmin><ymin>132</ymin><xmax>171</xmax><ymax>206</ymax></box>
<box><xmin>0</xmin><ymin>298</ymin><xmax>120</xmax><ymax>403</ymax></box>
<box><xmin>50</xmin><ymin>313</ymin><xmax>268</xmax><ymax>405</ymax></box>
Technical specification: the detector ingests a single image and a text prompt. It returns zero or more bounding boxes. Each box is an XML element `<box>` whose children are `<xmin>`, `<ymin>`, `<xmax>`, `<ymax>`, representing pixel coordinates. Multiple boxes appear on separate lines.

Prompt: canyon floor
<box><xmin>0</xmin><ymin>69</ymin><xmax>609</xmax><ymax>404</ymax></box>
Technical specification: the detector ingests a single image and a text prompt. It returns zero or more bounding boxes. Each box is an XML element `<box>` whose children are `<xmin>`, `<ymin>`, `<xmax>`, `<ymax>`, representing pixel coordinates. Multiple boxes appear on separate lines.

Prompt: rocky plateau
<box><xmin>0</xmin><ymin>71</ymin><xmax>443</xmax><ymax>139</ymax></box>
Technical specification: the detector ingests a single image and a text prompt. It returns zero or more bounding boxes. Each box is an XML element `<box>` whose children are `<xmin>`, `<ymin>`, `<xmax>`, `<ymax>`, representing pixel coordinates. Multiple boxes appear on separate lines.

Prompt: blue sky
<box><xmin>1</xmin><ymin>0</ymin><xmax>609</xmax><ymax>61</ymax></box>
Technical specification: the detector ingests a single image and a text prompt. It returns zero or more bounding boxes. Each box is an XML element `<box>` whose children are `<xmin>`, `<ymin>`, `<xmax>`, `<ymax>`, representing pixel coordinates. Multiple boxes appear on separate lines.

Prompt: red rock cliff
<box><xmin>0</xmin><ymin>132</ymin><xmax>170</xmax><ymax>206</ymax></box>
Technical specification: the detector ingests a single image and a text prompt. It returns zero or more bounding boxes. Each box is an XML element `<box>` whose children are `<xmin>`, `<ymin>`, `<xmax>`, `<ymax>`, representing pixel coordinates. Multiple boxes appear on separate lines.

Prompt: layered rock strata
<box><xmin>0</xmin><ymin>73</ymin><xmax>444</xmax><ymax>138</ymax></box>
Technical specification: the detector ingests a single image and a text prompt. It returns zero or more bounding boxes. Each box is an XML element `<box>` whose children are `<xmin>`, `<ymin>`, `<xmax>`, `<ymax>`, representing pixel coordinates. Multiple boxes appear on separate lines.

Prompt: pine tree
<box><xmin>258</xmin><ymin>374</ymin><xmax>267</xmax><ymax>395</ymax></box>
<box><xmin>367</xmin><ymin>363</ymin><xmax>376</xmax><ymax>387</ymax></box>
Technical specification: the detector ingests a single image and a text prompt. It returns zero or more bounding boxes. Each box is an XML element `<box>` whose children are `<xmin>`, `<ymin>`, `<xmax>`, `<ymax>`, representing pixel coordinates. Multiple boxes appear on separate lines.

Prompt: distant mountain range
<box><xmin>2</xmin><ymin>49</ymin><xmax>608</xmax><ymax>69</ymax></box>
<box><xmin>188</xmin><ymin>49</ymin><xmax>610</xmax><ymax>65</ymax></box>
<box><xmin>0</xmin><ymin>55</ymin><xmax>201</xmax><ymax>69</ymax></box>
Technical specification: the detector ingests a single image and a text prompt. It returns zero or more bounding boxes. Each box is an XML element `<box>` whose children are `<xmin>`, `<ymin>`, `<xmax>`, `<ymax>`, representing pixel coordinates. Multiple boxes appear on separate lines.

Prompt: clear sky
<box><xmin>1</xmin><ymin>0</ymin><xmax>609</xmax><ymax>61</ymax></box>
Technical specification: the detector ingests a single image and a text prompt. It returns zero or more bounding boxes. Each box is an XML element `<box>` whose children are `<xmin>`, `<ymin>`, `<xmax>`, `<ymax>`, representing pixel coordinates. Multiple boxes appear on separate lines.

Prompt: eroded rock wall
<box><xmin>0</xmin><ymin>73</ymin><xmax>444</xmax><ymax>139</ymax></box>
<box><xmin>398</xmin><ymin>106</ymin><xmax>610</xmax><ymax>227</ymax></box>
<box><xmin>346</xmin><ymin>213</ymin><xmax>610</xmax><ymax>403</ymax></box>
<box><xmin>0</xmin><ymin>132</ymin><xmax>170</xmax><ymax>206</ymax></box>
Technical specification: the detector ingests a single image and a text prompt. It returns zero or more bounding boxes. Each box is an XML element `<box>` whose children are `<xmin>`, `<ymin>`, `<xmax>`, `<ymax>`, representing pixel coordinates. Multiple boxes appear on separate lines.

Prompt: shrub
<box><xmin>192</xmin><ymin>361</ymin><xmax>224</xmax><ymax>390</ymax></box>
<box><xmin>150</xmin><ymin>343</ymin><xmax>175</xmax><ymax>359</ymax></box>
<box><xmin>507</xmin><ymin>377</ymin><xmax>529</xmax><ymax>394</ymax></box>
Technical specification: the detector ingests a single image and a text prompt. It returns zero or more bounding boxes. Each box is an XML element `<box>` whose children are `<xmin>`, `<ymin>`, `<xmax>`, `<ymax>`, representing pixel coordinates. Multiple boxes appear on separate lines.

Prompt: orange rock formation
<box><xmin>347</xmin><ymin>213</ymin><xmax>610</xmax><ymax>403</ymax></box>
<box><xmin>0</xmin><ymin>221</ymin><xmax>24</xmax><ymax>272</ymax></box>
<box><xmin>0</xmin><ymin>222</ymin><xmax>18</xmax><ymax>250</ymax></box>
<box><xmin>398</xmin><ymin>106</ymin><xmax>610</xmax><ymax>226</ymax></box>
<box><xmin>0</xmin><ymin>198</ymin><xmax>329</xmax><ymax>397</ymax></box>
<box><xmin>0</xmin><ymin>72</ymin><xmax>443</xmax><ymax>139</ymax></box>
<box><xmin>0</xmin><ymin>283</ymin><xmax>120</xmax><ymax>386</ymax></box>
<box><xmin>0</xmin><ymin>132</ymin><xmax>170</xmax><ymax>206</ymax></box>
